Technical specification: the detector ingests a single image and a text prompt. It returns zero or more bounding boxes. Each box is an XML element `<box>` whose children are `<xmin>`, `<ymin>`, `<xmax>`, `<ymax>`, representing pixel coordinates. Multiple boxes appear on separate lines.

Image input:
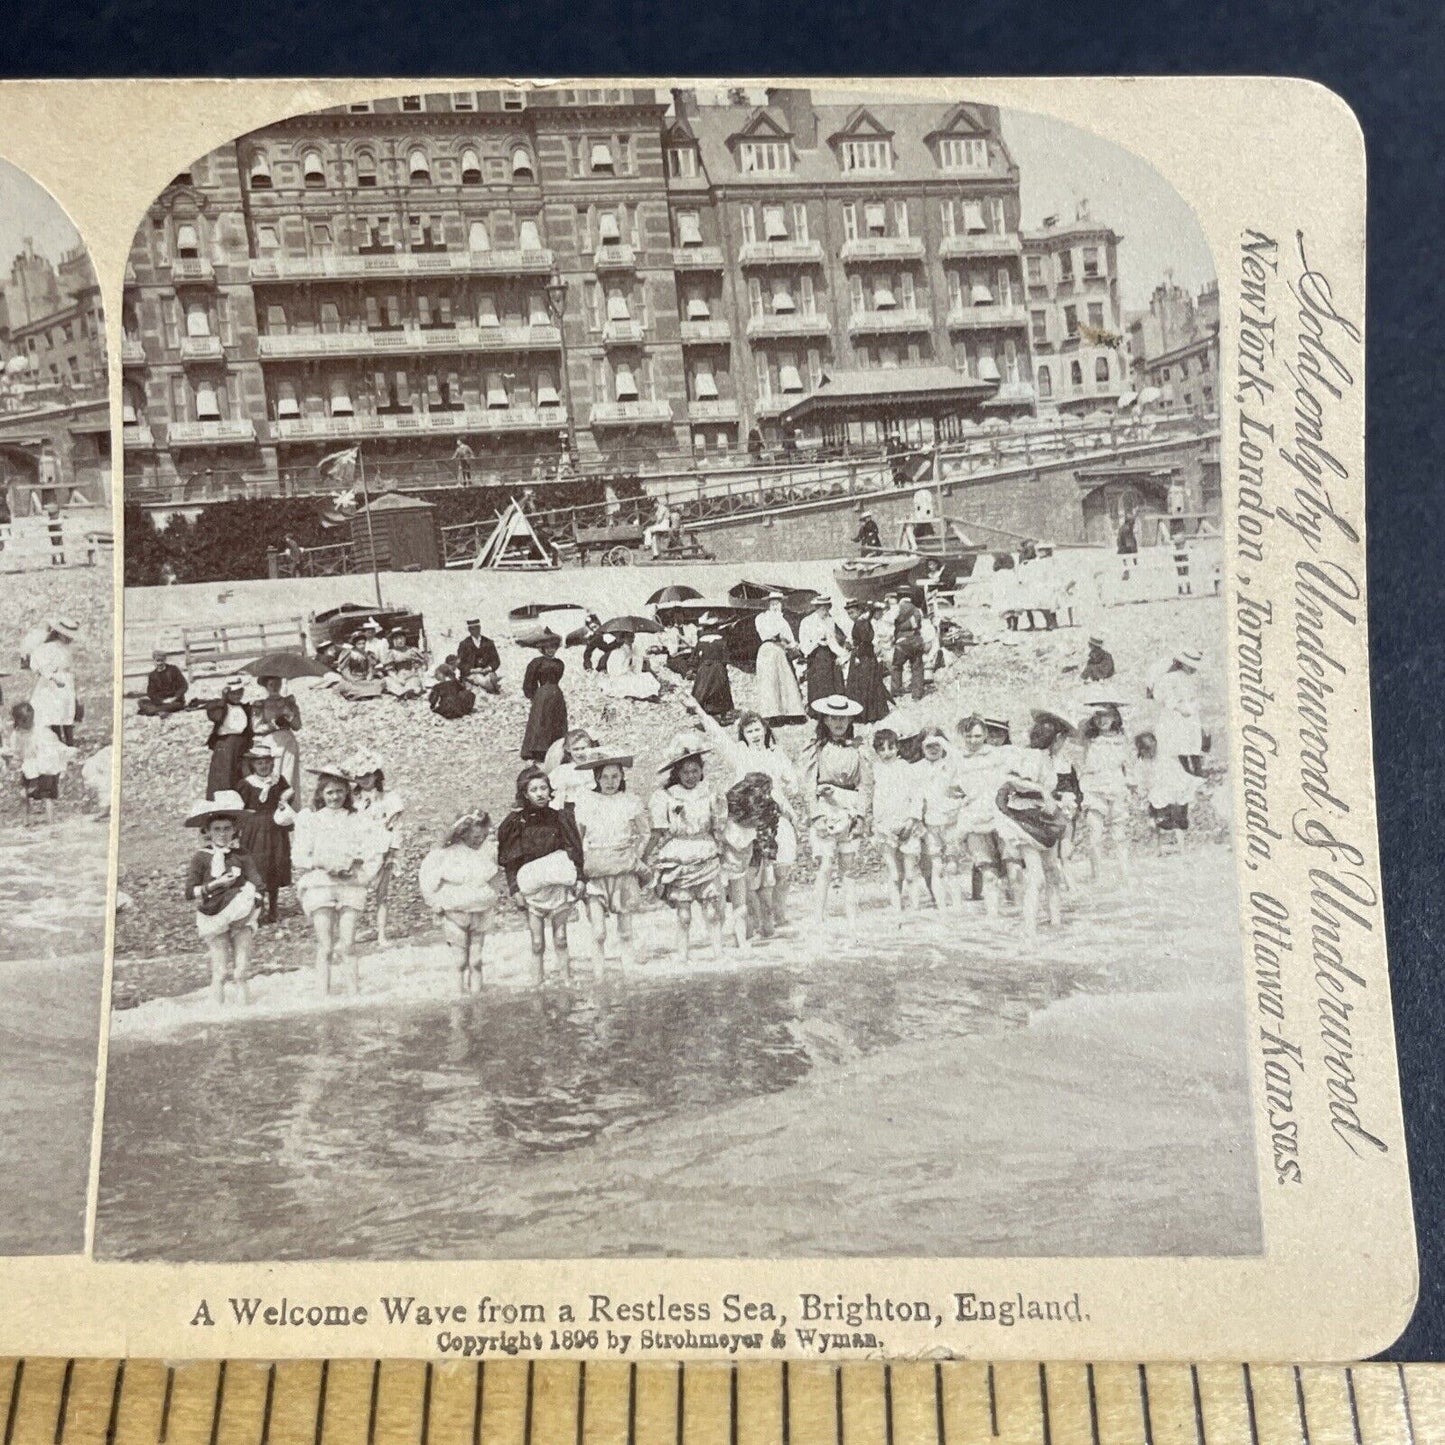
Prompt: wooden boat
<box><xmin>834</xmin><ymin>516</ymin><xmax>994</xmax><ymax>601</ymax></box>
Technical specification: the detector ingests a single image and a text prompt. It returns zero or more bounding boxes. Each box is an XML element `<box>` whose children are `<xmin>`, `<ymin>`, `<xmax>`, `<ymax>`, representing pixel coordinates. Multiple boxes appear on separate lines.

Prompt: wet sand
<box><xmin>0</xmin><ymin>954</ymin><xmax>102</xmax><ymax>1254</ymax></box>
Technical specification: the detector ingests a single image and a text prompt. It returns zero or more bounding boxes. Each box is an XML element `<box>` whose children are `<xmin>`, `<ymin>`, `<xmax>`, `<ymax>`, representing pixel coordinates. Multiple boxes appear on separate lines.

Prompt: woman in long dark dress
<box><xmin>235</xmin><ymin>740</ymin><xmax>294</xmax><ymax>922</ymax></box>
<box><xmin>691</xmin><ymin>622</ymin><xmax>734</xmax><ymax>720</ymax></box>
<box><xmin>521</xmin><ymin>654</ymin><xmax>568</xmax><ymax>761</ymax></box>
<box><xmin>204</xmin><ymin>676</ymin><xmax>253</xmax><ymax>799</ymax></box>
<box><xmin>844</xmin><ymin>604</ymin><xmax>891</xmax><ymax>724</ymax></box>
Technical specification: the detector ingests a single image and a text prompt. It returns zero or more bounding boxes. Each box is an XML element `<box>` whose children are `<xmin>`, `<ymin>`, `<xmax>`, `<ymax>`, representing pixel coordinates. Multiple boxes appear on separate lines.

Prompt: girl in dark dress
<box><xmin>235</xmin><ymin>739</ymin><xmax>295</xmax><ymax>923</ymax></box>
<box><xmin>520</xmin><ymin>653</ymin><xmax>568</xmax><ymax>761</ymax></box>
<box><xmin>204</xmin><ymin>677</ymin><xmax>252</xmax><ymax>799</ymax></box>
<box><xmin>496</xmin><ymin>766</ymin><xmax>585</xmax><ymax>983</ymax></box>
<box><xmin>844</xmin><ymin>604</ymin><xmax>891</xmax><ymax>724</ymax></box>
<box><xmin>690</xmin><ymin>621</ymin><xmax>735</xmax><ymax>720</ymax></box>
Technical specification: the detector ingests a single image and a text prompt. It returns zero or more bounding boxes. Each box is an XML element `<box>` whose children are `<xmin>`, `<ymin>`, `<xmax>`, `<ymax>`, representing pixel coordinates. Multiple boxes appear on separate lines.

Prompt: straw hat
<box><xmin>808</xmin><ymin>593</ymin><xmax>834</xmax><ymax>610</ymax></box>
<box><xmin>306</xmin><ymin>761</ymin><xmax>354</xmax><ymax>783</ymax></box>
<box><xmin>1086</xmin><ymin>699</ymin><xmax>1128</xmax><ymax>712</ymax></box>
<box><xmin>1030</xmin><ymin>706</ymin><xmax>1078</xmax><ymax>738</ymax></box>
<box><xmin>220</xmin><ymin>674</ymin><xmax>246</xmax><ymax>693</ymax></box>
<box><xmin>811</xmin><ymin>694</ymin><xmax>863</xmax><ymax>719</ymax></box>
<box><xmin>243</xmin><ymin>737</ymin><xmax>277</xmax><ymax>760</ymax></box>
<box><xmin>183</xmin><ymin>791</ymin><xmax>246</xmax><ymax>828</ymax></box>
<box><xmin>576</xmin><ymin>751</ymin><xmax>635</xmax><ymax>773</ymax></box>
<box><xmin>1175</xmin><ymin>648</ymin><xmax>1204</xmax><ymax>668</ymax></box>
<box><xmin>656</xmin><ymin>730</ymin><xmax>712</xmax><ymax>774</ymax></box>
<box><xmin>49</xmin><ymin>615</ymin><xmax>80</xmax><ymax>639</ymax></box>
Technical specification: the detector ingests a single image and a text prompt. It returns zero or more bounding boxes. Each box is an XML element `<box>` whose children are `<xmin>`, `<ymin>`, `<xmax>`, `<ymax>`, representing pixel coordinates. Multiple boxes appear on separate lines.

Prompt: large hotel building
<box><xmin>121</xmin><ymin>87</ymin><xmax>1135</xmax><ymax>498</ymax></box>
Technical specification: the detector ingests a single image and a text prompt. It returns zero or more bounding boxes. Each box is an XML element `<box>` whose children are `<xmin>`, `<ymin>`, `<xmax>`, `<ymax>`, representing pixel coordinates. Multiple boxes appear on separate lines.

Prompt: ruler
<box><xmin>2</xmin><ymin>1360</ymin><xmax>1441</xmax><ymax>1445</ymax></box>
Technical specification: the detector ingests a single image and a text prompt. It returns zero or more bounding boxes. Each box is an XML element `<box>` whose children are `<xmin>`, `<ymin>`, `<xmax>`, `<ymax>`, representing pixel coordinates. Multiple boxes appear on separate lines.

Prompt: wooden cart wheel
<box><xmin>604</xmin><ymin>545</ymin><xmax>633</xmax><ymax>567</ymax></box>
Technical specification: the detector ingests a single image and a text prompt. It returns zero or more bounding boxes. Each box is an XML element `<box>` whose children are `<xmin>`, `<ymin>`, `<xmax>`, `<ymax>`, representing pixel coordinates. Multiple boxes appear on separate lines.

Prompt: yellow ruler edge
<box><xmin>1</xmin><ymin>1360</ymin><xmax>1441</xmax><ymax>1445</ymax></box>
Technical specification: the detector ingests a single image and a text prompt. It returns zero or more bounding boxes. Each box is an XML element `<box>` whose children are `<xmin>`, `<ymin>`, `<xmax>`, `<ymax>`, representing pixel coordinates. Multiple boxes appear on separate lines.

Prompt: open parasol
<box><xmin>646</xmin><ymin>584</ymin><xmax>703</xmax><ymax>606</ymax></box>
<box><xmin>600</xmin><ymin>615</ymin><xmax>663</xmax><ymax>634</ymax></box>
<box><xmin>243</xmin><ymin>651</ymin><xmax>333</xmax><ymax>681</ymax></box>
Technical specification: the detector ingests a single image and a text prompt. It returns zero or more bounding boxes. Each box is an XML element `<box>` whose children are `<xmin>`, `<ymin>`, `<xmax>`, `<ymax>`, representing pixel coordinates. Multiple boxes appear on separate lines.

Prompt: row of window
<box><xmin>1036</xmin><ymin>356</ymin><xmax>1115</xmax><ymax>399</ymax></box>
<box><xmin>1030</xmin><ymin>300</ymin><xmax>1112</xmax><ymax>345</ymax></box>
<box><xmin>249</xmin><ymin>144</ymin><xmax>538</xmax><ymax>191</ymax></box>
<box><xmin>726</xmin><ymin>134</ymin><xmax>989</xmax><ymax>177</ymax></box>
<box><xmin>1024</xmin><ymin>247</ymin><xmax>1108</xmax><ymax>286</ymax></box>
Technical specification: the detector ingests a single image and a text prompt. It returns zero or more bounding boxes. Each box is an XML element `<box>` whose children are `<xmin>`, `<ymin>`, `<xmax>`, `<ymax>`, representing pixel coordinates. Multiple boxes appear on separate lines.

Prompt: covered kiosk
<box><xmin>349</xmin><ymin>491</ymin><xmax>440</xmax><ymax>572</ymax></box>
<box><xmin>779</xmin><ymin>366</ymin><xmax>997</xmax><ymax>450</ymax></box>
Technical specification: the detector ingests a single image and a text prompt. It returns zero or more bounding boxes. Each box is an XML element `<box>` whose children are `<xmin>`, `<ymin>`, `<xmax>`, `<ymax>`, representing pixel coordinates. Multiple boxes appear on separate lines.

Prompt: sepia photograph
<box><xmin>96</xmin><ymin>83</ymin><xmax>1253</xmax><ymax>1265</ymax></box>
<box><xmin>0</xmin><ymin>155</ymin><xmax>113</xmax><ymax>1255</ymax></box>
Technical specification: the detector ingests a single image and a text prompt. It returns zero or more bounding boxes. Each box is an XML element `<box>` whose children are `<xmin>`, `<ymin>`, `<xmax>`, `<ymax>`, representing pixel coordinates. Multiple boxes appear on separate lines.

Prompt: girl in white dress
<box><xmin>1078</xmin><ymin>703</ymin><xmax>1134</xmax><ymax>882</ymax></box>
<box><xmin>418</xmin><ymin>810</ymin><xmax>501</xmax><ymax>991</ymax></box>
<box><xmin>292</xmin><ymin>765</ymin><xmax>385</xmax><ymax>995</ymax></box>
<box><xmin>572</xmin><ymin>753</ymin><xmax>650</xmax><ymax>968</ymax></box>
<box><xmin>349</xmin><ymin>754</ymin><xmax>404</xmax><ymax>947</ymax></box>
<box><xmin>803</xmin><ymin>696</ymin><xmax>873</xmax><ymax>925</ymax></box>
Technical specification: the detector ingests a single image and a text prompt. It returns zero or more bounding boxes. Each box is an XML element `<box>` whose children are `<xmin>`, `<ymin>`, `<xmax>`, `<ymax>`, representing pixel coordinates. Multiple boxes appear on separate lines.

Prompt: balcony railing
<box><xmin>271</xmin><ymin>407</ymin><xmax>565</xmax><ymax>441</ymax></box>
<box><xmin>179</xmin><ymin>335</ymin><xmax>224</xmax><ymax>362</ymax></box>
<box><xmin>672</xmin><ymin>246</ymin><xmax>725</xmax><ymax>270</ymax></box>
<box><xmin>589</xmin><ymin>399</ymin><xmax>674</xmax><ymax>426</ymax></box>
<box><xmin>745</xmin><ymin>312</ymin><xmax>831</xmax><ymax>339</ymax></box>
<box><xmin>167</xmin><ymin>419</ymin><xmax>256</xmax><ymax>446</ymax></box>
<box><xmin>679</xmin><ymin>319</ymin><xmax>733</xmax><ymax>344</ymax></box>
<box><xmin>839</xmin><ymin>236</ymin><xmax>925</xmax><ymax>263</ymax></box>
<box><xmin>248</xmin><ymin>248</ymin><xmax>555</xmax><ymax>282</ymax></box>
<box><xmin>601</xmin><ymin>319</ymin><xmax>646</xmax><ymax>345</ymax></box>
<box><xmin>170</xmin><ymin>257</ymin><xmax>215</xmax><ymax>283</ymax></box>
<box><xmin>947</xmin><ymin>302</ymin><xmax>1028</xmax><ymax>329</ymax></box>
<box><xmin>255</xmin><ymin>324</ymin><xmax>561</xmax><ymax>359</ymax></box>
<box><xmin>847</xmin><ymin>308</ymin><xmax>933</xmax><ymax>335</ymax></box>
<box><xmin>121</xmin><ymin>337</ymin><xmax>146</xmax><ymax>366</ymax></box>
<box><xmin>122</xmin><ymin>421</ymin><xmax>156</xmax><ymax>449</ymax></box>
<box><xmin>939</xmin><ymin>233</ymin><xmax>1023</xmax><ymax>258</ymax></box>
<box><xmin>687</xmin><ymin>399</ymin><xmax>740</xmax><ymax>422</ymax></box>
<box><xmin>738</xmin><ymin>240</ymin><xmax>825</xmax><ymax>266</ymax></box>
<box><xmin>593</xmin><ymin>244</ymin><xmax>637</xmax><ymax>271</ymax></box>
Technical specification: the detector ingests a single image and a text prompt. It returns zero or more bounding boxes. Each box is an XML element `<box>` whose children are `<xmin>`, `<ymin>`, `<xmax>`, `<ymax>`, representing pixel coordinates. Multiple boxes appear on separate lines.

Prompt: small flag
<box><xmin>319</xmin><ymin>446</ymin><xmax>360</xmax><ymax>483</ymax></box>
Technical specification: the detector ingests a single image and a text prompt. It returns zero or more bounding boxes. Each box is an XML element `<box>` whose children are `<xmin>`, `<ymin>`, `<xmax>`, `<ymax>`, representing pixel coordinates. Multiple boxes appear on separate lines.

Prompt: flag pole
<box><xmin>357</xmin><ymin>445</ymin><xmax>383</xmax><ymax>610</ymax></box>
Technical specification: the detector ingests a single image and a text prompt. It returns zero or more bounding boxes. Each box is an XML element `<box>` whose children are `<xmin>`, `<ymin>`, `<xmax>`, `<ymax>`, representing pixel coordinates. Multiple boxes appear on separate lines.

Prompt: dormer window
<box><xmin>248</xmin><ymin>151</ymin><xmax>272</xmax><ymax>189</ymax></box>
<box><xmin>401</xmin><ymin>95</ymin><xmax>422</xmax><ymax>112</ymax></box>
<box><xmin>668</xmin><ymin>147</ymin><xmax>698</xmax><ymax>178</ymax></box>
<box><xmin>841</xmin><ymin>139</ymin><xmax>891</xmax><ymax>172</ymax></box>
<box><xmin>511</xmin><ymin>147</ymin><xmax>535</xmax><ymax>180</ymax></box>
<box><xmin>461</xmin><ymin>148</ymin><xmax>482</xmax><ymax>185</ymax></box>
<box><xmin>940</xmin><ymin>137</ymin><xmax>988</xmax><ymax>172</ymax></box>
<box><xmin>739</xmin><ymin>141</ymin><xmax>791</xmax><ymax>174</ymax></box>
<box><xmin>302</xmin><ymin>151</ymin><xmax>326</xmax><ymax>188</ymax></box>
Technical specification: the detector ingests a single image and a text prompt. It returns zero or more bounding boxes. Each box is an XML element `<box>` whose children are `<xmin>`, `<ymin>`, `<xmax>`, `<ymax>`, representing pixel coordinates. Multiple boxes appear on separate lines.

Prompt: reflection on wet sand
<box><xmin>96</xmin><ymin>850</ymin><xmax>1256</xmax><ymax>1263</ymax></box>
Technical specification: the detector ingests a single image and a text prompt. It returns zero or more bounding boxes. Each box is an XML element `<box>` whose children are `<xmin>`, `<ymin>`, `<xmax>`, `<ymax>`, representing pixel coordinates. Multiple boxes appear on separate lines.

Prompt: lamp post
<box><xmin>545</xmin><ymin>268</ymin><xmax>579</xmax><ymax>467</ymax></box>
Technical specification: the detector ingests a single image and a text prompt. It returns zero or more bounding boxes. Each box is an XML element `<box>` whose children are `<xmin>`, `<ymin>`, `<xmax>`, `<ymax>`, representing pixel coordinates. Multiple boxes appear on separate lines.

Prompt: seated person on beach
<box><xmin>429</xmin><ymin>663</ymin><xmax>476</xmax><ymax>720</ymax></box>
<box><xmin>139</xmin><ymin>650</ymin><xmax>189</xmax><ymax>715</ymax></box>
<box><xmin>381</xmin><ymin>629</ymin><xmax>427</xmax><ymax>699</ymax></box>
<box><xmin>457</xmin><ymin>619</ymin><xmax>502</xmax><ymax>694</ymax></box>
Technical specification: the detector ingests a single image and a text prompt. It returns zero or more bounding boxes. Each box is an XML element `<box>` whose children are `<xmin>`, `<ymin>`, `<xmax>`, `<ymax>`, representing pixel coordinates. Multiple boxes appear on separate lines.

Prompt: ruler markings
<box><xmin>161</xmin><ymin>1364</ymin><xmax>224</xmax><ymax>1445</ymax></box>
<box><xmin>839</xmin><ymin>1364</ymin><xmax>886</xmax><ymax>1445</ymax></box>
<box><xmin>1085</xmin><ymin>1366</ymin><xmax>1098</xmax><ymax>1445</ymax></box>
<box><xmin>367</xmin><ymin>1363</ymin><xmax>380</xmax><ymax>1445</ymax></box>
<box><xmin>832</xmin><ymin>1370</ymin><xmax>841</xmax><ymax>1445</ymax></box>
<box><xmin>1040</xmin><ymin>1365</ymin><xmax>1052</xmax><ymax>1445</ymax></box>
<box><xmin>215</xmin><ymin>1363</ymin><xmax>272</xmax><ymax>1445</ymax></box>
<box><xmin>208</xmin><ymin>1361</ymin><xmax>226</xmax><ymax>1445</ymax></box>
<box><xmin>1396</xmin><ymin>1365</ymin><xmax>1415</xmax><ymax>1445</ymax></box>
<box><xmin>1138</xmin><ymin>1366</ymin><xmax>1154</xmax><ymax>1445</ymax></box>
<box><xmin>473</xmin><ymin>1363</ymin><xmax>483</xmax><ymax>1445</ymax></box>
<box><xmin>59</xmin><ymin>1361</ymin><xmax>120</xmax><ymax>1445</ymax></box>
<box><xmin>54</xmin><ymin>1358</ymin><xmax>74</xmax><ymax>1445</ymax></box>
<box><xmin>629</xmin><ymin>1364</ymin><xmax>675</xmax><ymax>1445</ymax></box>
<box><xmin>314</xmin><ymin>1361</ymin><xmax>328</xmax><ymax>1445</ymax></box>
<box><xmin>1086</xmin><ymin>1365</ymin><xmax>1146</xmax><ymax>1445</ymax></box>
<box><xmin>1344</xmin><ymin>1369</ymin><xmax>1362</xmax><ymax>1445</ymax></box>
<box><xmin>421</xmin><ymin>1364</ymin><xmax>433</xmax><ymax>1445</ymax></box>
<box><xmin>261</xmin><ymin>1367</ymin><xmax>277</xmax><ymax>1445</ymax></box>
<box><xmin>577</xmin><ymin>1363</ymin><xmax>587</xmax><ymax>1445</ymax></box>
<box><xmin>735</xmin><ymin>1363</ymin><xmax>782</xmax><ymax>1445</ymax></box>
<box><xmin>104</xmin><ymin>1365</ymin><xmax>125</xmax><ymax>1445</ymax></box>
<box><xmin>159</xmin><ymin>1370</ymin><xmax>175</xmax><ymax>1445</ymax></box>
<box><xmin>1294</xmin><ymin>1367</ymin><xmax>1310</xmax><ymax>1445</ymax></box>
<box><xmin>989</xmin><ymin>1366</ymin><xmax>998</xmax><ymax>1439</ymax></box>
<box><xmin>1241</xmin><ymin>1366</ymin><xmax>1259</xmax><ymax>1445</ymax></box>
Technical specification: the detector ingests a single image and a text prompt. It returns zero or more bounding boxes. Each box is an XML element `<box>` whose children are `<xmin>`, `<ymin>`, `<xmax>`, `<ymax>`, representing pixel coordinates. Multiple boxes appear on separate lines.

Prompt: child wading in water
<box><xmin>349</xmin><ymin>754</ymin><xmax>404</xmax><ymax>945</ymax></box>
<box><xmin>182</xmin><ymin>791</ymin><xmax>264</xmax><ymax>1006</ymax></box>
<box><xmin>292</xmin><ymin>764</ymin><xmax>383</xmax><ymax>995</ymax></box>
<box><xmin>1078</xmin><ymin>702</ymin><xmax>1133</xmax><ymax>882</ymax></box>
<box><xmin>915</xmin><ymin>727</ymin><xmax>967</xmax><ymax>909</ymax></box>
<box><xmin>497</xmin><ymin>766</ymin><xmax>585</xmax><ymax>984</ymax></box>
<box><xmin>870</xmin><ymin>728</ymin><xmax>929</xmax><ymax>910</ymax></box>
<box><xmin>997</xmin><ymin>710</ymin><xmax>1075</xmax><ymax>938</ymax></box>
<box><xmin>236</xmin><ymin>737</ymin><xmax>295</xmax><ymax>923</ymax></box>
<box><xmin>418</xmin><ymin>810</ymin><xmax>501</xmax><ymax>991</ymax></box>
<box><xmin>803</xmin><ymin>695</ymin><xmax>873</xmax><ymax>925</ymax></box>
<box><xmin>6</xmin><ymin>700</ymin><xmax>72</xmax><ymax>825</ymax></box>
<box><xmin>572</xmin><ymin>752</ymin><xmax>650</xmax><ymax>969</ymax></box>
<box><xmin>644</xmin><ymin>731</ymin><xmax>726</xmax><ymax>964</ymax></box>
<box><xmin>721</xmin><ymin>772</ymin><xmax>781</xmax><ymax>946</ymax></box>
<box><xmin>951</xmin><ymin>714</ymin><xmax>1007</xmax><ymax>917</ymax></box>
<box><xmin>1134</xmin><ymin>730</ymin><xmax>1195</xmax><ymax>853</ymax></box>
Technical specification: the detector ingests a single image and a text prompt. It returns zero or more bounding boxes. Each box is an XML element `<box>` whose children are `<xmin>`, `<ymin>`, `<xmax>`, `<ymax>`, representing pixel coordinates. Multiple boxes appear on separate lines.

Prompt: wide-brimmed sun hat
<box><xmin>1175</xmin><ymin>648</ymin><xmax>1204</xmax><ymax>667</ymax></box>
<box><xmin>49</xmin><ymin>615</ymin><xmax>80</xmax><ymax>639</ymax></box>
<box><xmin>243</xmin><ymin>737</ymin><xmax>277</xmax><ymax>760</ymax></box>
<box><xmin>808</xmin><ymin>593</ymin><xmax>833</xmax><ymax>609</ymax></box>
<box><xmin>220</xmin><ymin>674</ymin><xmax>246</xmax><ymax>692</ymax></box>
<box><xmin>576</xmin><ymin>752</ymin><xmax>635</xmax><ymax>773</ymax></box>
<box><xmin>1031</xmin><ymin>706</ymin><xmax>1079</xmax><ymax>737</ymax></box>
<box><xmin>306</xmin><ymin>761</ymin><xmax>354</xmax><ymax>783</ymax></box>
<box><xmin>183</xmin><ymin>791</ymin><xmax>246</xmax><ymax>828</ymax></box>
<box><xmin>1086</xmin><ymin>699</ymin><xmax>1128</xmax><ymax>712</ymax></box>
<box><xmin>656</xmin><ymin>729</ymin><xmax>713</xmax><ymax>774</ymax></box>
<box><xmin>811</xmin><ymin>694</ymin><xmax>863</xmax><ymax>719</ymax></box>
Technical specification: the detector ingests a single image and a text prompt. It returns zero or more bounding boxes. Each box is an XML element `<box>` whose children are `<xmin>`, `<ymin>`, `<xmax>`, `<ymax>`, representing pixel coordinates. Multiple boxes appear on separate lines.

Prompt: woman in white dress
<box><xmin>1153</xmin><ymin>649</ymin><xmax>1206</xmax><ymax>774</ymax></box>
<box><xmin>753</xmin><ymin>594</ymin><xmax>806</xmax><ymax>725</ymax></box>
<box><xmin>600</xmin><ymin>631</ymin><xmax>662</xmax><ymax>701</ymax></box>
<box><xmin>27</xmin><ymin>615</ymin><xmax>79</xmax><ymax>744</ymax></box>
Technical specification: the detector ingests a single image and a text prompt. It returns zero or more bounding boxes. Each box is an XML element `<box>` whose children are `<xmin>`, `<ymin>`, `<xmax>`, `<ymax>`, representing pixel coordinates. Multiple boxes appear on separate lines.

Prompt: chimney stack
<box><xmin>766</xmin><ymin>87</ymin><xmax>817</xmax><ymax>150</ymax></box>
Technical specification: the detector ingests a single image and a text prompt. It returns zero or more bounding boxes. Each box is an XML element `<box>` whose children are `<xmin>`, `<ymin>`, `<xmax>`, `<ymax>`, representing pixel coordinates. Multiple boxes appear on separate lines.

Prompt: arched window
<box><xmin>460</xmin><ymin>148</ymin><xmax>482</xmax><ymax>185</ymax></box>
<box><xmin>511</xmin><ymin>147</ymin><xmax>535</xmax><ymax>179</ymax></box>
<box><xmin>248</xmin><ymin>151</ymin><xmax>272</xmax><ymax>188</ymax></box>
<box><xmin>302</xmin><ymin>151</ymin><xmax>326</xmax><ymax>188</ymax></box>
<box><xmin>1070</xmin><ymin>359</ymin><xmax>1084</xmax><ymax>387</ymax></box>
<box><xmin>1037</xmin><ymin>364</ymin><xmax>1052</xmax><ymax>399</ymax></box>
<box><xmin>1095</xmin><ymin>355</ymin><xmax>1110</xmax><ymax>384</ymax></box>
<box><xmin>468</xmin><ymin>220</ymin><xmax>490</xmax><ymax>252</ymax></box>
<box><xmin>355</xmin><ymin>151</ymin><xmax>377</xmax><ymax>187</ymax></box>
<box><xmin>408</xmin><ymin>148</ymin><xmax>431</xmax><ymax>183</ymax></box>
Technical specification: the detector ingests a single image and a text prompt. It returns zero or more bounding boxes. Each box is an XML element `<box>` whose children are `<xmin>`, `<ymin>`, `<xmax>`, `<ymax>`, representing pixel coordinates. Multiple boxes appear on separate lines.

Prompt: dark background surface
<box><xmin>6</xmin><ymin>0</ymin><xmax>1443</xmax><ymax>1359</ymax></box>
